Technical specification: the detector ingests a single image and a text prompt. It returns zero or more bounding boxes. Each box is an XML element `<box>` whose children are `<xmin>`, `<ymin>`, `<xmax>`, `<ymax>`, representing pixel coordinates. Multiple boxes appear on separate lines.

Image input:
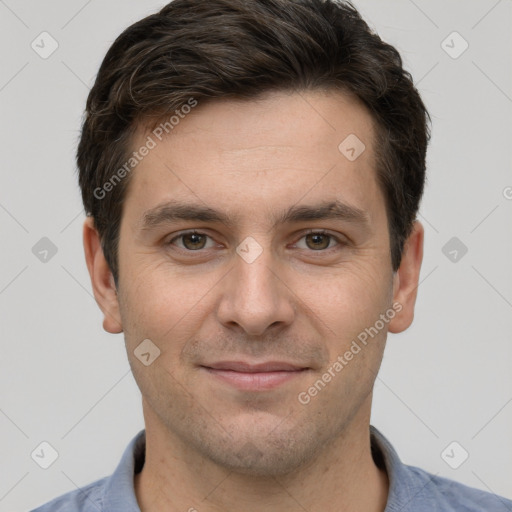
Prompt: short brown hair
<box><xmin>77</xmin><ymin>0</ymin><xmax>430</xmax><ymax>284</ymax></box>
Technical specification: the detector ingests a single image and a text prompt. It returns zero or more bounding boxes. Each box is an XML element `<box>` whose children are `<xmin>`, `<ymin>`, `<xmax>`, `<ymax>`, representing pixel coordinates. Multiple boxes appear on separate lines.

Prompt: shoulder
<box><xmin>370</xmin><ymin>426</ymin><xmax>511</xmax><ymax>512</ymax></box>
<box><xmin>30</xmin><ymin>477</ymin><xmax>107</xmax><ymax>512</ymax></box>
<box><xmin>403</xmin><ymin>465</ymin><xmax>512</xmax><ymax>511</ymax></box>
<box><xmin>30</xmin><ymin>429</ymin><xmax>145</xmax><ymax>512</ymax></box>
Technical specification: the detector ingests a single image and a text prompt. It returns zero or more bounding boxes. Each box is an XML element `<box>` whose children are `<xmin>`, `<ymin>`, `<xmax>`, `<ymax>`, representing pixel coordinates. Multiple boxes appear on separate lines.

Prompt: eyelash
<box><xmin>167</xmin><ymin>229</ymin><xmax>345</xmax><ymax>252</ymax></box>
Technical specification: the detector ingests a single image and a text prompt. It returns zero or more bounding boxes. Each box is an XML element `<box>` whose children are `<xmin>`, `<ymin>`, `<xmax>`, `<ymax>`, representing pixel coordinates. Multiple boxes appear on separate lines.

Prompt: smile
<box><xmin>200</xmin><ymin>361</ymin><xmax>311</xmax><ymax>391</ymax></box>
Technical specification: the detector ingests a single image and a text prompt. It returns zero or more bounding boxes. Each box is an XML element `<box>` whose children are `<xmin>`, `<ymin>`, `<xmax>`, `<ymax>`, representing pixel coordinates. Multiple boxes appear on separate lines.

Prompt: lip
<box><xmin>204</xmin><ymin>361</ymin><xmax>306</xmax><ymax>372</ymax></box>
<box><xmin>200</xmin><ymin>361</ymin><xmax>310</xmax><ymax>390</ymax></box>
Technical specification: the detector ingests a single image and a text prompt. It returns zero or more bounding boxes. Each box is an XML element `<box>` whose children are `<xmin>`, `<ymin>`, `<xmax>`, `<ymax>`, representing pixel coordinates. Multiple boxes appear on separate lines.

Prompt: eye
<box><xmin>167</xmin><ymin>230</ymin><xmax>345</xmax><ymax>253</ymax></box>
<box><xmin>295</xmin><ymin>231</ymin><xmax>342</xmax><ymax>251</ymax></box>
<box><xmin>168</xmin><ymin>231</ymin><xmax>216</xmax><ymax>251</ymax></box>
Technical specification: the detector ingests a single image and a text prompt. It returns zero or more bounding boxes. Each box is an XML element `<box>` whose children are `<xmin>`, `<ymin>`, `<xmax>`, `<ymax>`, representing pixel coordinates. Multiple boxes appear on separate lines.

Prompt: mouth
<box><xmin>199</xmin><ymin>361</ymin><xmax>311</xmax><ymax>391</ymax></box>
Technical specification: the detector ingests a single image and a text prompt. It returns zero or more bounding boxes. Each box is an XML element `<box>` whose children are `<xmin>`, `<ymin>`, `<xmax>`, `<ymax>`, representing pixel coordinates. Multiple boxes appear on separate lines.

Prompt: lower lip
<box><xmin>202</xmin><ymin>367</ymin><xmax>308</xmax><ymax>390</ymax></box>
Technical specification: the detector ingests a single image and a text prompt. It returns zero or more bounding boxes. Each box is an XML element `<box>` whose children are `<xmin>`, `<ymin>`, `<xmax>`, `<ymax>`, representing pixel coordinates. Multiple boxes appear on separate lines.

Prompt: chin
<box><xmin>207</xmin><ymin>442</ymin><xmax>311</xmax><ymax>477</ymax></box>
<box><xmin>196</xmin><ymin>417</ymin><xmax>324</xmax><ymax>477</ymax></box>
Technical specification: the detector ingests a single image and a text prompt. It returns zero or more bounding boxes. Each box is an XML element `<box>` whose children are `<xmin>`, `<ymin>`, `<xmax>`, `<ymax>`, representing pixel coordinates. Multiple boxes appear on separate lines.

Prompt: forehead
<box><xmin>122</xmin><ymin>89</ymin><xmax>383</xmax><ymax>229</ymax></box>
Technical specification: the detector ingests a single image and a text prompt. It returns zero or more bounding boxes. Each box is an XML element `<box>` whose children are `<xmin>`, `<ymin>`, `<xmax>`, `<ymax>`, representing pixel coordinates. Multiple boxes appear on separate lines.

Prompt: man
<box><xmin>32</xmin><ymin>0</ymin><xmax>511</xmax><ymax>510</ymax></box>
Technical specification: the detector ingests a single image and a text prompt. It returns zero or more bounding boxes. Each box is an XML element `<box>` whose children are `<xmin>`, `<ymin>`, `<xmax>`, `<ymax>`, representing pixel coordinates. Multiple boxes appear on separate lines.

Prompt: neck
<box><xmin>134</xmin><ymin>399</ymin><xmax>389</xmax><ymax>512</ymax></box>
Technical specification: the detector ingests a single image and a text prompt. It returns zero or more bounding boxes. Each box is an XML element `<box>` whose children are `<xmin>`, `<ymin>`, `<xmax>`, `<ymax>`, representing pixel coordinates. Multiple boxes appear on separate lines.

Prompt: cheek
<box><xmin>118</xmin><ymin>259</ymin><xmax>218</xmax><ymax>352</ymax></box>
<box><xmin>299</xmin><ymin>259</ymin><xmax>393</xmax><ymax>338</ymax></box>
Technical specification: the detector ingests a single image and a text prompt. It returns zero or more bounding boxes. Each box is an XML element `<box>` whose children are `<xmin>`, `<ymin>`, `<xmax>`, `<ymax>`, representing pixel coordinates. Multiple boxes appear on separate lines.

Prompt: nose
<box><xmin>216</xmin><ymin>244</ymin><xmax>295</xmax><ymax>336</ymax></box>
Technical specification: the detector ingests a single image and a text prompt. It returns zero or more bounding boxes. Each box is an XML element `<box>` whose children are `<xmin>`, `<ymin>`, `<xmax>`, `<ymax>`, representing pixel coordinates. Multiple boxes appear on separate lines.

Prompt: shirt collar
<box><xmin>102</xmin><ymin>429</ymin><xmax>146</xmax><ymax>511</ymax></box>
<box><xmin>370</xmin><ymin>425</ymin><xmax>427</xmax><ymax>511</ymax></box>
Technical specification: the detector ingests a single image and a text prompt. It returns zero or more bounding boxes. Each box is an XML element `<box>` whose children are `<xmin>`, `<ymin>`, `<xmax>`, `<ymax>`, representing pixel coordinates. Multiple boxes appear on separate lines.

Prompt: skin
<box><xmin>84</xmin><ymin>89</ymin><xmax>423</xmax><ymax>512</ymax></box>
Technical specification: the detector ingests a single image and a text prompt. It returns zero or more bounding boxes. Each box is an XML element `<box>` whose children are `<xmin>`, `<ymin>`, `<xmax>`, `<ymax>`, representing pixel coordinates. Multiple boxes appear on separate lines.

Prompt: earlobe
<box><xmin>83</xmin><ymin>217</ymin><xmax>123</xmax><ymax>334</ymax></box>
<box><xmin>388</xmin><ymin>221</ymin><xmax>424</xmax><ymax>334</ymax></box>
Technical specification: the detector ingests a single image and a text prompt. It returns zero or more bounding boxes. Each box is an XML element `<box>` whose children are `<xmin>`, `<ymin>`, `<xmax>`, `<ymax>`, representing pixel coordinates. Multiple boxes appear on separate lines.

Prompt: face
<box><xmin>88</xmin><ymin>89</ymin><xmax>421</xmax><ymax>476</ymax></box>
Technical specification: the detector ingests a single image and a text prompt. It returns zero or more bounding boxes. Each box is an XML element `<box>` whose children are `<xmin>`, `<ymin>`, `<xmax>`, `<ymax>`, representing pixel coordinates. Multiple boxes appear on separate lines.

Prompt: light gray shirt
<box><xmin>31</xmin><ymin>426</ymin><xmax>512</xmax><ymax>511</ymax></box>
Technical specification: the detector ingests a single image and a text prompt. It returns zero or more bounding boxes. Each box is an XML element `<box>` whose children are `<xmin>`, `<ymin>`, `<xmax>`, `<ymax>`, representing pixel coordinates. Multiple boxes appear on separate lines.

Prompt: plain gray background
<box><xmin>0</xmin><ymin>0</ymin><xmax>511</xmax><ymax>510</ymax></box>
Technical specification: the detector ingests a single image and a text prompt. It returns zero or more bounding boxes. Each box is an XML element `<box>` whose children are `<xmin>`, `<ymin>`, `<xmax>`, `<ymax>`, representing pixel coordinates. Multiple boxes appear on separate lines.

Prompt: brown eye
<box><xmin>182</xmin><ymin>232</ymin><xmax>207</xmax><ymax>250</ymax></box>
<box><xmin>304</xmin><ymin>233</ymin><xmax>332</xmax><ymax>250</ymax></box>
<box><xmin>169</xmin><ymin>231</ymin><xmax>214</xmax><ymax>251</ymax></box>
<box><xmin>294</xmin><ymin>231</ymin><xmax>342</xmax><ymax>251</ymax></box>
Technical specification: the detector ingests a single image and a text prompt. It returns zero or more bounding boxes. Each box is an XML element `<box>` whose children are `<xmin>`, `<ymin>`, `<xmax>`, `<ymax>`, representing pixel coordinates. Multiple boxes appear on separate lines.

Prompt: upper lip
<box><xmin>202</xmin><ymin>361</ymin><xmax>308</xmax><ymax>372</ymax></box>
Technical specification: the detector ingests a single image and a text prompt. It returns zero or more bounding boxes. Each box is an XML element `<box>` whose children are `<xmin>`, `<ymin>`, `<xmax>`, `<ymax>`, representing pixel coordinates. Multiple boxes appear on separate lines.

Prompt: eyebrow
<box><xmin>139</xmin><ymin>199</ymin><xmax>370</xmax><ymax>231</ymax></box>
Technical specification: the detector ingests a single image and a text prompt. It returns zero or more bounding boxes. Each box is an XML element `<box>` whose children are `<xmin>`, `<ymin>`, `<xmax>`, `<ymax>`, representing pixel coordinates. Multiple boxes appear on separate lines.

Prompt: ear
<box><xmin>83</xmin><ymin>217</ymin><xmax>123</xmax><ymax>334</ymax></box>
<box><xmin>388</xmin><ymin>221</ymin><xmax>424</xmax><ymax>333</ymax></box>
